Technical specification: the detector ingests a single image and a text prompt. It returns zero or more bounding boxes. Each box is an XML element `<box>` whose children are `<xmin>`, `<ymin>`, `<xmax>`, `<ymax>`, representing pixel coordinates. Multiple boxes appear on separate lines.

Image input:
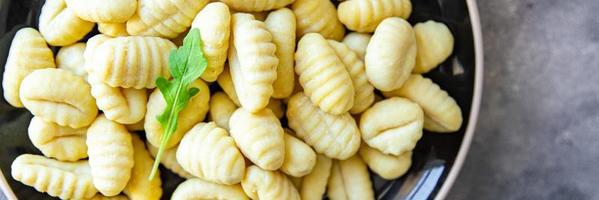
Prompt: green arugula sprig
<box><xmin>149</xmin><ymin>28</ymin><xmax>207</xmax><ymax>180</ymax></box>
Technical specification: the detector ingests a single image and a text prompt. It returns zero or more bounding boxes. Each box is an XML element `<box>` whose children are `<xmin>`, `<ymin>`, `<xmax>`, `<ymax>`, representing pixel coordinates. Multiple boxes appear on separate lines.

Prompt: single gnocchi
<box><xmin>265</xmin><ymin>8</ymin><xmax>297</xmax><ymax>99</ymax></box>
<box><xmin>366</xmin><ymin>17</ymin><xmax>417</xmax><ymax>91</ymax></box>
<box><xmin>2</xmin><ymin>28</ymin><xmax>55</xmax><ymax>108</ymax></box>
<box><xmin>126</xmin><ymin>0</ymin><xmax>208</xmax><ymax>38</ymax></box>
<box><xmin>20</xmin><ymin>68</ymin><xmax>98</xmax><ymax>128</ymax></box>
<box><xmin>56</xmin><ymin>43</ymin><xmax>87</xmax><ymax>78</ymax></box>
<box><xmin>342</xmin><ymin>32</ymin><xmax>371</xmax><ymax>60</ymax></box>
<box><xmin>84</xmin><ymin>34</ymin><xmax>112</xmax><ymax>73</ymax></box>
<box><xmin>209</xmin><ymin>92</ymin><xmax>239</xmax><ymax>130</ymax></box>
<box><xmin>413</xmin><ymin>20</ymin><xmax>455</xmax><ymax>73</ymax></box>
<box><xmin>124</xmin><ymin>134</ymin><xmax>163</xmax><ymax>200</ymax></box>
<box><xmin>383</xmin><ymin>74</ymin><xmax>463</xmax><ymax>132</ymax></box>
<box><xmin>171</xmin><ymin>178</ymin><xmax>248</xmax><ymax>200</ymax></box>
<box><xmin>338</xmin><ymin>0</ymin><xmax>412</xmax><ymax>32</ymax></box>
<box><xmin>295</xmin><ymin>33</ymin><xmax>355</xmax><ymax>114</ymax></box>
<box><xmin>359</xmin><ymin>97</ymin><xmax>423</xmax><ymax>156</ymax></box>
<box><xmin>86</xmin><ymin>115</ymin><xmax>135</xmax><ymax>196</ymax></box>
<box><xmin>241</xmin><ymin>165</ymin><xmax>300</xmax><ymax>200</ymax></box>
<box><xmin>281</xmin><ymin>131</ymin><xmax>317</xmax><ymax>177</ymax></box>
<box><xmin>292</xmin><ymin>0</ymin><xmax>345</xmax><ymax>40</ymax></box>
<box><xmin>147</xmin><ymin>142</ymin><xmax>195</xmax><ymax>179</ymax></box>
<box><xmin>287</xmin><ymin>92</ymin><xmax>360</xmax><ymax>160</ymax></box>
<box><xmin>220</xmin><ymin>0</ymin><xmax>294</xmax><ymax>12</ymax></box>
<box><xmin>176</xmin><ymin>122</ymin><xmax>245</xmax><ymax>185</ymax></box>
<box><xmin>299</xmin><ymin>154</ymin><xmax>332</xmax><ymax>200</ymax></box>
<box><xmin>28</xmin><ymin>117</ymin><xmax>88</xmax><ymax>161</ymax></box>
<box><xmin>191</xmin><ymin>2</ymin><xmax>231</xmax><ymax>82</ymax></box>
<box><xmin>39</xmin><ymin>0</ymin><xmax>94</xmax><ymax>46</ymax></box>
<box><xmin>327</xmin><ymin>156</ymin><xmax>374</xmax><ymax>200</ymax></box>
<box><xmin>359</xmin><ymin>143</ymin><xmax>412</xmax><ymax>179</ymax></box>
<box><xmin>89</xmin><ymin>75</ymin><xmax>147</xmax><ymax>124</ymax></box>
<box><xmin>98</xmin><ymin>23</ymin><xmax>129</xmax><ymax>37</ymax></box>
<box><xmin>11</xmin><ymin>154</ymin><xmax>97</xmax><ymax>199</ymax></box>
<box><xmin>216</xmin><ymin>67</ymin><xmax>241</xmax><ymax>106</ymax></box>
<box><xmin>65</xmin><ymin>0</ymin><xmax>137</xmax><ymax>23</ymax></box>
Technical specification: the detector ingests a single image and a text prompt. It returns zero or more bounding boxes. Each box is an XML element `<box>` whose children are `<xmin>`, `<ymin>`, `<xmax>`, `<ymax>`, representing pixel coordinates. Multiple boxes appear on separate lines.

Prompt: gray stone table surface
<box><xmin>1</xmin><ymin>0</ymin><xmax>598</xmax><ymax>200</ymax></box>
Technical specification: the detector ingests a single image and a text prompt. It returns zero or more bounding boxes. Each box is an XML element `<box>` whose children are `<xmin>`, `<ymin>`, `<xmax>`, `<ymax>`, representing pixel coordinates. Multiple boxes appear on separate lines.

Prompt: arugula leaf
<box><xmin>149</xmin><ymin>28</ymin><xmax>207</xmax><ymax>180</ymax></box>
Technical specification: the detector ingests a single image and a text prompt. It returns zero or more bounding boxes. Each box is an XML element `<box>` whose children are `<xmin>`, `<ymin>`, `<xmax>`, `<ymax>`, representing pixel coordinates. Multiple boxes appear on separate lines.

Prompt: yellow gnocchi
<box><xmin>287</xmin><ymin>93</ymin><xmax>360</xmax><ymax>160</ymax></box>
<box><xmin>359</xmin><ymin>97</ymin><xmax>423</xmax><ymax>156</ymax></box>
<box><xmin>145</xmin><ymin>79</ymin><xmax>210</xmax><ymax>149</ymax></box>
<box><xmin>147</xmin><ymin>142</ymin><xmax>195</xmax><ymax>179</ymax></box>
<box><xmin>359</xmin><ymin>143</ymin><xmax>412</xmax><ymax>179</ymax></box>
<box><xmin>216</xmin><ymin>67</ymin><xmax>241</xmax><ymax>106</ymax></box>
<box><xmin>220</xmin><ymin>0</ymin><xmax>294</xmax><ymax>12</ymax></box>
<box><xmin>209</xmin><ymin>92</ymin><xmax>238</xmax><ymax>130</ymax></box>
<box><xmin>383</xmin><ymin>74</ymin><xmax>463</xmax><ymax>132</ymax></box>
<box><xmin>413</xmin><ymin>20</ymin><xmax>455</xmax><ymax>73</ymax></box>
<box><xmin>265</xmin><ymin>8</ymin><xmax>297</xmax><ymax>99</ymax></box>
<box><xmin>171</xmin><ymin>178</ymin><xmax>248</xmax><ymax>200</ymax></box>
<box><xmin>2</xmin><ymin>28</ymin><xmax>55</xmax><ymax>108</ymax></box>
<box><xmin>281</xmin><ymin>131</ymin><xmax>317</xmax><ymax>177</ymax></box>
<box><xmin>338</xmin><ymin>0</ymin><xmax>412</xmax><ymax>32</ymax></box>
<box><xmin>11</xmin><ymin>154</ymin><xmax>97</xmax><ymax>199</ymax></box>
<box><xmin>292</xmin><ymin>0</ymin><xmax>345</xmax><ymax>40</ymax></box>
<box><xmin>295</xmin><ymin>33</ymin><xmax>355</xmax><ymax>115</ymax></box>
<box><xmin>299</xmin><ymin>154</ymin><xmax>332</xmax><ymax>200</ymax></box>
<box><xmin>327</xmin><ymin>156</ymin><xmax>374</xmax><ymax>200</ymax></box>
<box><xmin>39</xmin><ymin>0</ymin><xmax>94</xmax><ymax>46</ymax></box>
<box><xmin>126</xmin><ymin>0</ymin><xmax>207</xmax><ymax>38</ymax></box>
<box><xmin>84</xmin><ymin>34</ymin><xmax>112</xmax><ymax>73</ymax></box>
<box><xmin>89</xmin><ymin>75</ymin><xmax>147</xmax><ymax>125</ymax></box>
<box><xmin>365</xmin><ymin>17</ymin><xmax>416</xmax><ymax>91</ymax></box>
<box><xmin>20</xmin><ymin>68</ymin><xmax>98</xmax><ymax>128</ymax></box>
<box><xmin>28</xmin><ymin>117</ymin><xmax>88</xmax><ymax>161</ymax></box>
<box><xmin>191</xmin><ymin>2</ymin><xmax>231</xmax><ymax>82</ymax></box>
<box><xmin>86</xmin><ymin>115</ymin><xmax>134</xmax><ymax>196</ymax></box>
<box><xmin>241</xmin><ymin>165</ymin><xmax>300</xmax><ymax>200</ymax></box>
<box><xmin>124</xmin><ymin>134</ymin><xmax>163</xmax><ymax>200</ymax></box>
<box><xmin>342</xmin><ymin>32</ymin><xmax>371</xmax><ymax>60</ymax></box>
<box><xmin>98</xmin><ymin>23</ymin><xmax>129</xmax><ymax>37</ymax></box>
<box><xmin>56</xmin><ymin>43</ymin><xmax>87</xmax><ymax>78</ymax></box>
<box><xmin>126</xmin><ymin>119</ymin><xmax>145</xmax><ymax>132</ymax></box>
<box><xmin>176</xmin><ymin>122</ymin><xmax>245</xmax><ymax>185</ymax></box>
<box><xmin>65</xmin><ymin>0</ymin><xmax>136</xmax><ymax>23</ymax></box>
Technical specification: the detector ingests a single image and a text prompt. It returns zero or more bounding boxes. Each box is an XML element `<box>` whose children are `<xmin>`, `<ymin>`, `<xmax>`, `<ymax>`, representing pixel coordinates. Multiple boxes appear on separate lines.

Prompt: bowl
<box><xmin>0</xmin><ymin>0</ymin><xmax>483</xmax><ymax>199</ymax></box>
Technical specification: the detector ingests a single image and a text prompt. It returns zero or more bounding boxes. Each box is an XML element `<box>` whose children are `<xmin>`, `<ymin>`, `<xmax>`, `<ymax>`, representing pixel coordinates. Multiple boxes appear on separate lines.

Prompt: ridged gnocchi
<box><xmin>327</xmin><ymin>156</ymin><xmax>374</xmax><ymax>200</ymax></box>
<box><xmin>191</xmin><ymin>2</ymin><xmax>231</xmax><ymax>82</ymax></box>
<box><xmin>65</xmin><ymin>0</ymin><xmax>136</xmax><ymax>23</ymax></box>
<box><xmin>98</xmin><ymin>23</ymin><xmax>129</xmax><ymax>37</ymax></box>
<box><xmin>84</xmin><ymin>34</ymin><xmax>112</xmax><ymax>72</ymax></box>
<box><xmin>11</xmin><ymin>154</ymin><xmax>97</xmax><ymax>199</ymax></box>
<box><xmin>265</xmin><ymin>8</ymin><xmax>296</xmax><ymax>99</ymax></box>
<box><xmin>281</xmin><ymin>131</ymin><xmax>317</xmax><ymax>177</ymax></box>
<box><xmin>358</xmin><ymin>143</ymin><xmax>412</xmax><ymax>179</ymax></box>
<box><xmin>413</xmin><ymin>20</ymin><xmax>455</xmax><ymax>73</ymax></box>
<box><xmin>230</xmin><ymin>13</ymin><xmax>278</xmax><ymax>112</ymax></box>
<box><xmin>145</xmin><ymin>79</ymin><xmax>210</xmax><ymax>149</ymax></box>
<box><xmin>39</xmin><ymin>0</ymin><xmax>94</xmax><ymax>46</ymax></box>
<box><xmin>209</xmin><ymin>92</ymin><xmax>238</xmax><ymax>130</ymax></box>
<box><xmin>216</xmin><ymin>67</ymin><xmax>241</xmax><ymax>106</ymax></box>
<box><xmin>89</xmin><ymin>75</ymin><xmax>147</xmax><ymax>124</ymax></box>
<box><xmin>292</xmin><ymin>0</ymin><xmax>345</xmax><ymax>40</ymax></box>
<box><xmin>359</xmin><ymin>97</ymin><xmax>423</xmax><ymax>156</ymax></box>
<box><xmin>124</xmin><ymin>134</ymin><xmax>162</xmax><ymax>200</ymax></box>
<box><xmin>20</xmin><ymin>68</ymin><xmax>98</xmax><ymax>128</ymax></box>
<box><xmin>229</xmin><ymin>108</ymin><xmax>285</xmax><ymax>170</ymax></box>
<box><xmin>28</xmin><ymin>117</ymin><xmax>88</xmax><ymax>161</ymax></box>
<box><xmin>295</xmin><ymin>33</ymin><xmax>355</xmax><ymax>114</ymax></box>
<box><xmin>90</xmin><ymin>36</ymin><xmax>175</xmax><ymax>89</ymax></box>
<box><xmin>287</xmin><ymin>93</ymin><xmax>360</xmax><ymax>159</ymax></box>
<box><xmin>171</xmin><ymin>178</ymin><xmax>248</xmax><ymax>200</ymax></box>
<box><xmin>342</xmin><ymin>32</ymin><xmax>371</xmax><ymax>60</ymax></box>
<box><xmin>176</xmin><ymin>122</ymin><xmax>245</xmax><ymax>185</ymax></box>
<box><xmin>56</xmin><ymin>43</ymin><xmax>87</xmax><ymax>78</ymax></box>
<box><xmin>241</xmin><ymin>165</ymin><xmax>300</xmax><ymax>200</ymax></box>
<box><xmin>126</xmin><ymin>0</ymin><xmax>207</xmax><ymax>38</ymax></box>
<box><xmin>365</xmin><ymin>17</ymin><xmax>416</xmax><ymax>91</ymax></box>
<box><xmin>87</xmin><ymin>115</ymin><xmax>134</xmax><ymax>196</ymax></box>
<box><xmin>299</xmin><ymin>154</ymin><xmax>332</xmax><ymax>200</ymax></box>
<box><xmin>220</xmin><ymin>0</ymin><xmax>294</xmax><ymax>12</ymax></box>
<box><xmin>147</xmin><ymin>142</ymin><xmax>195</xmax><ymax>179</ymax></box>
<box><xmin>2</xmin><ymin>28</ymin><xmax>55</xmax><ymax>108</ymax></box>
<box><xmin>383</xmin><ymin>74</ymin><xmax>463</xmax><ymax>132</ymax></box>
<box><xmin>338</xmin><ymin>0</ymin><xmax>412</xmax><ymax>33</ymax></box>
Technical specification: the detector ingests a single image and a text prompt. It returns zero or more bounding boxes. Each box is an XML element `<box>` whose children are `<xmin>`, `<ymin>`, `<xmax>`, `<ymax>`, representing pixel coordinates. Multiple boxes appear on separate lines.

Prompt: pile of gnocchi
<box><xmin>2</xmin><ymin>0</ymin><xmax>463</xmax><ymax>199</ymax></box>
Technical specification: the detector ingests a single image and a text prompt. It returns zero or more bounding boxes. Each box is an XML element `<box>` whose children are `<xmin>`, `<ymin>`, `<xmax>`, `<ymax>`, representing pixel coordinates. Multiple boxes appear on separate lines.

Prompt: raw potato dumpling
<box><xmin>265</xmin><ymin>8</ymin><xmax>296</xmax><ymax>99</ymax></box>
<box><xmin>287</xmin><ymin>93</ymin><xmax>360</xmax><ymax>160</ymax></box>
<box><xmin>90</xmin><ymin>36</ymin><xmax>175</xmax><ymax>89</ymax></box>
<box><xmin>295</xmin><ymin>33</ymin><xmax>355</xmax><ymax>115</ymax></box>
<box><xmin>89</xmin><ymin>75</ymin><xmax>147</xmax><ymax>124</ymax></box>
<box><xmin>246</xmin><ymin>11</ymin><xmax>269</xmax><ymax>21</ymax></box>
<box><xmin>98</xmin><ymin>23</ymin><xmax>129</xmax><ymax>36</ymax></box>
<box><xmin>413</xmin><ymin>20</ymin><xmax>455</xmax><ymax>73</ymax></box>
<box><xmin>359</xmin><ymin>97</ymin><xmax>423</xmax><ymax>156</ymax></box>
<box><xmin>328</xmin><ymin>40</ymin><xmax>375</xmax><ymax>114</ymax></box>
<box><xmin>171</xmin><ymin>179</ymin><xmax>248</xmax><ymax>200</ymax></box>
<box><xmin>216</xmin><ymin>67</ymin><xmax>241</xmax><ymax>106</ymax></box>
<box><xmin>241</xmin><ymin>165</ymin><xmax>300</xmax><ymax>200</ymax></box>
<box><xmin>147</xmin><ymin>142</ymin><xmax>195</xmax><ymax>179</ymax></box>
<box><xmin>39</xmin><ymin>0</ymin><xmax>94</xmax><ymax>46</ymax></box>
<box><xmin>292</xmin><ymin>0</ymin><xmax>345</xmax><ymax>40</ymax></box>
<box><xmin>65</xmin><ymin>0</ymin><xmax>136</xmax><ymax>23</ymax></box>
<box><xmin>359</xmin><ymin>144</ymin><xmax>412</xmax><ymax>179</ymax></box>
<box><xmin>229</xmin><ymin>108</ymin><xmax>285</xmax><ymax>170</ymax></box>
<box><xmin>126</xmin><ymin>120</ymin><xmax>145</xmax><ymax>132</ymax></box>
<box><xmin>126</xmin><ymin>0</ymin><xmax>208</xmax><ymax>38</ymax></box>
<box><xmin>123</xmin><ymin>135</ymin><xmax>162</xmax><ymax>200</ymax></box>
<box><xmin>87</xmin><ymin>115</ymin><xmax>134</xmax><ymax>196</ymax></box>
<box><xmin>11</xmin><ymin>154</ymin><xmax>97</xmax><ymax>199</ymax></box>
<box><xmin>338</xmin><ymin>0</ymin><xmax>412</xmax><ymax>32</ymax></box>
<box><xmin>220</xmin><ymin>0</ymin><xmax>294</xmax><ymax>12</ymax></box>
<box><xmin>327</xmin><ymin>156</ymin><xmax>374</xmax><ymax>200</ymax></box>
<box><xmin>145</xmin><ymin>79</ymin><xmax>210</xmax><ymax>149</ymax></box>
<box><xmin>300</xmin><ymin>154</ymin><xmax>332</xmax><ymax>200</ymax></box>
<box><xmin>366</xmin><ymin>17</ymin><xmax>416</xmax><ymax>91</ymax></box>
<box><xmin>230</xmin><ymin>13</ymin><xmax>278</xmax><ymax>112</ymax></box>
<box><xmin>84</xmin><ymin>34</ymin><xmax>112</xmax><ymax>73</ymax></box>
<box><xmin>28</xmin><ymin>117</ymin><xmax>88</xmax><ymax>161</ymax></box>
<box><xmin>2</xmin><ymin>28</ymin><xmax>55</xmax><ymax>108</ymax></box>
<box><xmin>177</xmin><ymin>122</ymin><xmax>245</xmax><ymax>185</ymax></box>
<box><xmin>209</xmin><ymin>92</ymin><xmax>238</xmax><ymax>130</ymax></box>
<box><xmin>191</xmin><ymin>2</ymin><xmax>231</xmax><ymax>82</ymax></box>
<box><xmin>281</xmin><ymin>131</ymin><xmax>317</xmax><ymax>177</ymax></box>
<box><xmin>20</xmin><ymin>69</ymin><xmax>98</xmax><ymax>128</ymax></box>
<box><xmin>56</xmin><ymin>43</ymin><xmax>87</xmax><ymax>78</ymax></box>
<box><xmin>383</xmin><ymin>74</ymin><xmax>463</xmax><ymax>132</ymax></box>
<box><xmin>342</xmin><ymin>32</ymin><xmax>371</xmax><ymax>60</ymax></box>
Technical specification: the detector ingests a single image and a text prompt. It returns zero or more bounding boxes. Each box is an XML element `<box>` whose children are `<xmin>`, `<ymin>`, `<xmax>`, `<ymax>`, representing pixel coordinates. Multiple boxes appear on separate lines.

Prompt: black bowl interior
<box><xmin>0</xmin><ymin>0</ymin><xmax>476</xmax><ymax>199</ymax></box>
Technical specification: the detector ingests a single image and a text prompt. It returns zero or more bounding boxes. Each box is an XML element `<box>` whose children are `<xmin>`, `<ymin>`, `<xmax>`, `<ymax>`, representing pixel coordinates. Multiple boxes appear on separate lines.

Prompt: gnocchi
<box><xmin>327</xmin><ymin>156</ymin><xmax>374</xmax><ymax>200</ymax></box>
<box><xmin>28</xmin><ymin>117</ymin><xmax>88</xmax><ymax>161</ymax></box>
<box><xmin>124</xmin><ymin>134</ymin><xmax>163</xmax><ymax>200</ymax></box>
<box><xmin>241</xmin><ymin>165</ymin><xmax>300</xmax><ymax>200</ymax></box>
<box><xmin>267</xmin><ymin>98</ymin><xmax>286</xmax><ymax>119</ymax></box>
<box><xmin>209</xmin><ymin>92</ymin><xmax>238</xmax><ymax>130</ymax></box>
<box><xmin>191</xmin><ymin>2</ymin><xmax>231</xmax><ymax>82</ymax></box>
<box><xmin>413</xmin><ymin>20</ymin><xmax>455</xmax><ymax>73</ymax></box>
<box><xmin>265</xmin><ymin>8</ymin><xmax>297</xmax><ymax>99</ymax></box>
<box><xmin>56</xmin><ymin>43</ymin><xmax>87</xmax><ymax>78</ymax></box>
<box><xmin>98</xmin><ymin>23</ymin><xmax>129</xmax><ymax>37</ymax></box>
<box><xmin>342</xmin><ymin>32</ymin><xmax>371</xmax><ymax>60</ymax></box>
<box><xmin>299</xmin><ymin>154</ymin><xmax>332</xmax><ymax>200</ymax></box>
<box><xmin>171</xmin><ymin>178</ymin><xmax>248</xmax><ymax>200</ymax></box>
<box><xmin>359</xmin><ymin>143</ymin><xmax>412</xmax><ymax>179</ymax></box>
<box><xmin>338</xmin><ymin>0</ymin><xmax>412</xmax><ymax>32</ymax></box>
<box><xmin>147</xmin><ymin>142</ymin><xmax>195</xmax><ymax>179</ymax></box>
<box><xmin>281</xmin><ymin>131</ymin><xmax>317</xmax><ymax>177</ymax></box>
<box><xmin>216</xmin><ymin>67</ymin><xmax>241</xmax><ymax>106</ymax></box>
<box><xmin>89</xmin><ymin>75</ymin><xmax>147</xmax><ymax>124</ymax></box>
<box><xmin>90</xmin><ymin>194</ymin><xmax>129</xmax><ymax>200</ymax></box>
<box><xmin>65</xmin><ymin>0</ymin><xmax>137</xmax><ymax>23</ymax></box>
<box><xmin>292</xmin><ymin>0</ymin><xmax>345</xmax><ymax>40</ymax></box>
<box><xmin>84</xmin><ymin>34</ymin><xmax>112</xmax><ymax>73</ymax></box>
<box><xmin>39</xmin><ymin>0</ymin><xmax>94</xmax><ymax>46</ymax></box>
<box><xmin>220</xmin><ymin>0</ymin><xmax>294</xmax><ymax>12</ymax></box>
<box><xmin>126</xmin><ymin>0</ymin><xmax>207</xmax><ymax>38</ymax></box>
